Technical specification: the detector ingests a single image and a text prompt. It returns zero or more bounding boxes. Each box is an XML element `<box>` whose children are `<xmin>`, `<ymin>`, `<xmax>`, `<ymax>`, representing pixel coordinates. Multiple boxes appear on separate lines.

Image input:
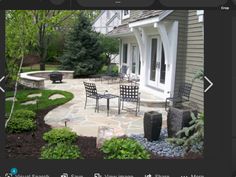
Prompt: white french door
<box><xmin>148</xmin><ymin>36</ymin><xmax>166</xmax><ymax>89</ymax></box>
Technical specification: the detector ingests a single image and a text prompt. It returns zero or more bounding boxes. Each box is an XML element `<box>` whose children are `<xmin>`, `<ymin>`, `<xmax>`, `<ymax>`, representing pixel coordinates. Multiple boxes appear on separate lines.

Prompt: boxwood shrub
<box><xmin>12</xmin><ymin>110</ymin><xmax>36</xmax><ymax>120</ymax></box>
<box><xmin>7</xmin><ymin>117</ymin><xmax>36</xmax><ymax>133</ymax></box>
<box><xmin>40</xmin><ymin>143</ymin><xmax>82</xmax><ymax>159</ymax></box>
<box><xmin>101</xmin><ymin>138</ymin><xmax>150</xmax><ymax>159</ymax></box>
<box><xmin>43</xmin><ymin>128</ymin><xmax>77</xmax><ymax>144</ymax></box>
<box><xmin>6</xmin><ymin>109</ymin><xmax>36</xmax><ymax>133</ymax></box>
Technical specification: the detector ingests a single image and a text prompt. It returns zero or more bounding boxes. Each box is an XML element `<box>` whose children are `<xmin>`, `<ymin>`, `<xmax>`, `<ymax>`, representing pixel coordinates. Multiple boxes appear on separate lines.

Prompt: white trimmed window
<box><xmin>122</xmin><ymin>10</ymin><xmax>130</xmax><ymax>20</ymax></box>
<box><xmin>197</xmin><ymin>10</ymin><xmax>204</xmax><ymax>22</ymax></box>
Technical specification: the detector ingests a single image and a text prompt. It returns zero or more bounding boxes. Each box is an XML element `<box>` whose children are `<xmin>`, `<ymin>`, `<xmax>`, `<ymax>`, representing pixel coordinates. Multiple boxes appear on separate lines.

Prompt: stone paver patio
<box><xmin>44</xmin><ymin>78</ymin><xmax>167</xmax><ymax>137</ymax></box>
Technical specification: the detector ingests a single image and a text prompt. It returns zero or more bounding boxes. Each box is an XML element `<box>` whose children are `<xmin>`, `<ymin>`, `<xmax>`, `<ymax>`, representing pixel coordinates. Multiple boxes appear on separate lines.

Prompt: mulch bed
<box><xmin>5</xmin><ymin>106</ymin><xmax>105</xmax><ymax>159</ymax></box>
<box><xmin>76</xmin><ymin>137</ymin><xmax>104</xmax><ymax>159</ymax></box>
<box><xmin>5</xmin><ymin>107</ymin><xmax>202</xmax><ymax>160</ymax></box>
<box><xmin>6</xmin><ymin>107</ymin><xmax>53</xmax><ymax>159</ymax></box>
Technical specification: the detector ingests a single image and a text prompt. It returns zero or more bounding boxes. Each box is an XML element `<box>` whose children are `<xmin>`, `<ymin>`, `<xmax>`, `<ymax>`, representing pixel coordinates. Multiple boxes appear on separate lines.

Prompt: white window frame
<box><xmin>197</xmin><ymin>10</ymin><xmax>204</xmax><ymax>22</ymax></box>
<box><xmin>122</xmin><ymin>10</ymin><xmax>130</xmax><ymax>20</ymax></box>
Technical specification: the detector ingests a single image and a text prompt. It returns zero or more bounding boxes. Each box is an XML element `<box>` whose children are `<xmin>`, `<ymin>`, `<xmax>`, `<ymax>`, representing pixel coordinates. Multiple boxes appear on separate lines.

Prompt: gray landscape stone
<box><xmin>27</xmin><ymin>93</ymin><xmax>42</xmax><ymax>98</ymax></box>
<box><xmin>6</xmin><ymin>97</ymin><xmax>17</xmax><ymax>101</ymax></box>
<box><xmin>49</xmin><ymin>94</ymin><xmax>65</xmax><ymax>100</ymax></box>
<box><xmin>97</xmin><ymin>126</ymin><xmax>115</xmax><ymax>148</ymax></box>
<box><xmin>21</xmin><ymin>100</ymin><xmax>37</xmax><ymax>105</ymax></box>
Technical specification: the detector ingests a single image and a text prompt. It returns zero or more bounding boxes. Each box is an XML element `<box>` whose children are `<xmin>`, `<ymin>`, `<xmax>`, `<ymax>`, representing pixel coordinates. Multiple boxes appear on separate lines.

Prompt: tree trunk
<box><xmin>107</xmin><ymin>55</ymin><xmax>111</xmax><ymax>74</ymax></box>
<box><xmin>40</xmin><ymin>63</ymin><xmax>45</xmax><ymax>70</ymax></box>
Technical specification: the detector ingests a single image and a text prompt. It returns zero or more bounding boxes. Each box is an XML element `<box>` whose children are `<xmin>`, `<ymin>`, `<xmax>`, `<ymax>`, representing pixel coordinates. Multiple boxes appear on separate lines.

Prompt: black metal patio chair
<box><xmin>119</xmin><ymin>65</ymin><xmax>130</xmax><ymax>82</ymax></box>
<box><xmin>118</xmin><ymin>85</ymin><xmax>141</xmax><ymax>116</ymax></box>
<box><xmin>83</xmin><ymin>82</ymin><xmax>105</xmax><ymax>112</ymax></box>
<box><xmin>165</xmin><ymin>83</ymin><xmax>192</xmax><ymax>111</ymax></box>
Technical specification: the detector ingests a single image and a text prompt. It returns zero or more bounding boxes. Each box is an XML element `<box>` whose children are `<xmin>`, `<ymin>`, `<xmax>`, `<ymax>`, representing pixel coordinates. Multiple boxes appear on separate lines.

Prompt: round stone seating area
<box><xmin>19</xmin><ymin>70</ymin><xmax>74</xmax><ymax>89</ymax></box>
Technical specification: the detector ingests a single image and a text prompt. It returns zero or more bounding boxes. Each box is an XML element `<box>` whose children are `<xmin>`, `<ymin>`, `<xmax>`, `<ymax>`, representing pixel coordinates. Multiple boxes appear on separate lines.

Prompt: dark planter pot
<box><xmin>49</xmin><ymin>72</ymin><xmax>63</xmax><ymax>83</ymax></box>
<box><xmin>144</xmin><ymin>111</ymin><xmax>162</xmax><ymax>141</ymax></box>
<box><xmin>167</xmin><ymin>106</ymin><xmax>197</xmax><ymax>138</ymax></box>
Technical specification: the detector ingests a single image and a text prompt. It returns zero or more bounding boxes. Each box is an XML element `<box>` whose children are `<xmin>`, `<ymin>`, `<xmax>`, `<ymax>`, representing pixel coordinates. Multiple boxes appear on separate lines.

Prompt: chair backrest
<box><xmin>178</xmin><ymin>83</ymin><xmax>192</xmax><ymax>100</ymax></box>
<box><xmin>120</xmin><ymin>65</ymin><xmax>128</xmax><ymax>74</ymax></box>
<box><xmin>83</xmin><ymin>82</ymin><xmax>97</xmax><ymax>97</ymax></box>
<box><xmin>120</xmin><ymin>85</ymin><xmax>139</xmax><ymax>101</ymax></box>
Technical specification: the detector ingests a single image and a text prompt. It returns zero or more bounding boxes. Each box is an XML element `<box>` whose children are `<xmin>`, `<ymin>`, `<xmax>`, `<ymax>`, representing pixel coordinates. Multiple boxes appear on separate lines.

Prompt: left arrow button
<box><xmin>0</xmin><ymin>76</ymin><xmax>5</xmax><ymax>93</ymax></box>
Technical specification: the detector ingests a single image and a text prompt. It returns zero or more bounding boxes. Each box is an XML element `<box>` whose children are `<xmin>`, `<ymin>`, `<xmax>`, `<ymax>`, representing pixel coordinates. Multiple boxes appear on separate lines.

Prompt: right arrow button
<box><xmin>204</xmin><ymin>76</ymin><xmax>213</xmax><ymax>93</ymax></box>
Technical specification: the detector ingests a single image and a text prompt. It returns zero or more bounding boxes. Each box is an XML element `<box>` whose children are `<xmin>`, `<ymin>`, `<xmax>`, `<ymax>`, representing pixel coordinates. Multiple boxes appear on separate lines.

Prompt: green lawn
<box><xmin>21</xmin><ymin>64</ymin><xmax>60</xmax><ymax>73</ymax></box>
<box><xmin>6</xmin><ymin>89</ymin><xmax>74</xmax><ymax>116</ymax></box>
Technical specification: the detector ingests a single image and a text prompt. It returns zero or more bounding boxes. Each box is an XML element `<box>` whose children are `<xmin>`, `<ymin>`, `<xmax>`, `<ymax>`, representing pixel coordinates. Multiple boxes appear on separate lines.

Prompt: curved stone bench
<box><xmin>19</xmin><ymin>70</ymin><xmax>74</xmax><ymax>89</ymax></box>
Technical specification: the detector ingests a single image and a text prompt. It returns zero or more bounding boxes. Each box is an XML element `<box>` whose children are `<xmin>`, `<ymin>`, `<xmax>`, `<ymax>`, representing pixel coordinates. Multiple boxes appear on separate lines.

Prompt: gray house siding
<box><xmin>168</xmin><ymin>10</ymin><xmax>204</xmax><ymax>112</ymax></box>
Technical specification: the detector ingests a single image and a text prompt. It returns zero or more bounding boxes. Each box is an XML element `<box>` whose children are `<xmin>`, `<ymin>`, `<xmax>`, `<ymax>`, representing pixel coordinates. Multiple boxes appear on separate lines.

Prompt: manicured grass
<box><xmin>5</xmin><ymin>89</ymin><xmax>74</xmax><ymax>116</ymax></box>
<box><xmin>21</xmin><ymin>64</ymin><xmax>60</xmax><ymax>73</ymax></box>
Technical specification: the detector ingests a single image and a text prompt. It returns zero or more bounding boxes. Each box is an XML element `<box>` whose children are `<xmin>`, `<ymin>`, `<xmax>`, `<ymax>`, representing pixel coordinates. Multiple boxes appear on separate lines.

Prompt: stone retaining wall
<box><xmin>19</xmin><ymin>70</ymin><xmax>74</xmax><ymax>89</ymax></box>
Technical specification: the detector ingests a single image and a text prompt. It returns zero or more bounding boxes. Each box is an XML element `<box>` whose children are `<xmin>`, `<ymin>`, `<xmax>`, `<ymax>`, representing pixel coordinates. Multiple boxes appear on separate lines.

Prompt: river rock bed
<box><xmin>130</xmin><ymin>128</ymin><xmax>186</xmax><ymax>158</ymax></box>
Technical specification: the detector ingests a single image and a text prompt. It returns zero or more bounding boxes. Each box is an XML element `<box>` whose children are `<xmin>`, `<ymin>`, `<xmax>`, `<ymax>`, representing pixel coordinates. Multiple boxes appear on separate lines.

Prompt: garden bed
<box><xmin>6</xmin><ymin>108</ymin><xmax>202</xmax><ymax>159</ymax></box>
<box><xmin>5</xmin><ymin>89</ymin><xmax>202</xmax><ymax>159</ymax></box>
<box><xmin>5</xmin><ymin>106</ymin><xmax>105</xmax><ymax>159</ymax></box>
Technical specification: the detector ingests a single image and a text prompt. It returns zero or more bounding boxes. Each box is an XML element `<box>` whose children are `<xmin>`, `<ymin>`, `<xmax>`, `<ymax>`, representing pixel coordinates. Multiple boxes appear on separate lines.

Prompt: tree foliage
<box><xmin>29</xmin><ymin>10</ymin><xmax>81</xmax><ymax>70</ymax></box>
<box><xmin>60</xmin><ymin>13</ymin><xmax>103</xmax><ymax>76</ymax></box>
<box><xmin>6</xmin><ymin>10</ymin><xmax>37</xmax><ymax>85</ymax></box>
<box><xmin>6</xmin><ymin>10</ymin><xmax>101</xmax><ymax>80</ymax></box>
<box><xmin>99</xmin><ymin>34</ymin><xmax>119</xmax><ymax>65</ymax></box>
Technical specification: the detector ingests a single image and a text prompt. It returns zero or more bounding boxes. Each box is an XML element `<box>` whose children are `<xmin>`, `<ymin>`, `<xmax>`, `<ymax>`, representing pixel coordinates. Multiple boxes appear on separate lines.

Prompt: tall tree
<box><xmin>30</xmin><ymin>10</ymin><xmax>78</xmax><ymax>70</ymax></box>
<box><xmin>60</xmin><ymin>13</ymin><xmax>103</xmax><ymax>76</ymax></box>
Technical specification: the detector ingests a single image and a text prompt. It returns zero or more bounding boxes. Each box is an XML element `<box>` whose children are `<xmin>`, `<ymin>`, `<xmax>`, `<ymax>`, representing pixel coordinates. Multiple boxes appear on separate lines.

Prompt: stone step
<box><xmin>140</xmin><ymin>93</ymin><xmax>166</xmax><ymax>108</ymax></box>
<box><xmin>140</xmin><ymin>99</ymin><xmax>165</xmax><ymax>108</ymax></box>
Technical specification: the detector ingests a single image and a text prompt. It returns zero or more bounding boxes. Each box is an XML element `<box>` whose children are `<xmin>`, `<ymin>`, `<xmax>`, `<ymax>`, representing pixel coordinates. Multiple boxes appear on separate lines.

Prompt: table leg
<box><xmin>107</xmin><ymin>98</ymin><xmax>110</xmax><ymax>116</ymax></box>
<box><xmin>118</xmin><ymin>97</ymin><xmax>120</xmax><ymax>114</ymax></box>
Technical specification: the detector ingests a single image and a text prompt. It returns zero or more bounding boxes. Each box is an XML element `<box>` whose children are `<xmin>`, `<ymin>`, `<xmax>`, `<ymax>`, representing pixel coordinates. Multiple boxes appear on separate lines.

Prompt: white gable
<box><xmin>92</xmin><ymin>10</ymin><xmax>121</xmax><ymax>34</ymax></box>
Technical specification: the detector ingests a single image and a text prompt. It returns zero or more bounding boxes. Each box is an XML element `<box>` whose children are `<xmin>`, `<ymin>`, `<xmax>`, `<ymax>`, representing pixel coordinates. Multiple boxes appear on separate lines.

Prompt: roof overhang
<box><xmin>129</xmin><ymin>10</ymin><xmax>174</xmax><ymax>28</ymax></box>
<box><xmin>107</xmin><ymin>32</ymin><xmax>134</xmax><ymax>38</ymax></box>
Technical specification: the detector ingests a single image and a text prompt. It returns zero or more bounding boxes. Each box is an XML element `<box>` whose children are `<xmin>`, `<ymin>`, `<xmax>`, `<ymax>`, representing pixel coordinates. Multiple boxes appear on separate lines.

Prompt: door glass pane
<box><xmin>160</xmin><ymin>45</ymin><xmax>166</xmax><ymax>84</ymax></box>
<box><xmin>123</xmin><ymin>44</ymin><xmax>128</xmax><ymax>64</ymax></box>
<box><xmin>138</xmin><ymin>56</ymin><xmax>141</xmax><ymax>75</ymax></box>
<box><xmin>132</xmin><ymin>46</ymin><xmax>136</xmax><ymax>74</ymax></box>
<box><xmin>150</xmin><ymin>38</ymin><xmax>157</xmax><ymax>81</ymax></box>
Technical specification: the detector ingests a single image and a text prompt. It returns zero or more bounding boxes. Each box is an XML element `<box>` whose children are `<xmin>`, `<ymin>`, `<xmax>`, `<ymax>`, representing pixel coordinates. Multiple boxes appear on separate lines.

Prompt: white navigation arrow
<box><xmin>0</xmin><ymin>76</ymin><xmax>5</xmax><ymax>93</ymax></box>
<box><xmin>204</xmin><ymin>76</ymin><xmax>213</xmax><ymax>93</ymax></box>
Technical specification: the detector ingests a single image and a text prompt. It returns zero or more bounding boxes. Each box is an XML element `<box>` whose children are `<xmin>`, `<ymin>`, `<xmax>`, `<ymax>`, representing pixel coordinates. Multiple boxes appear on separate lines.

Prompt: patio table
<box><xmin>102</xmin><ymin>93</ymin><xmax>119</xmax><ymax>116</ymax></box>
